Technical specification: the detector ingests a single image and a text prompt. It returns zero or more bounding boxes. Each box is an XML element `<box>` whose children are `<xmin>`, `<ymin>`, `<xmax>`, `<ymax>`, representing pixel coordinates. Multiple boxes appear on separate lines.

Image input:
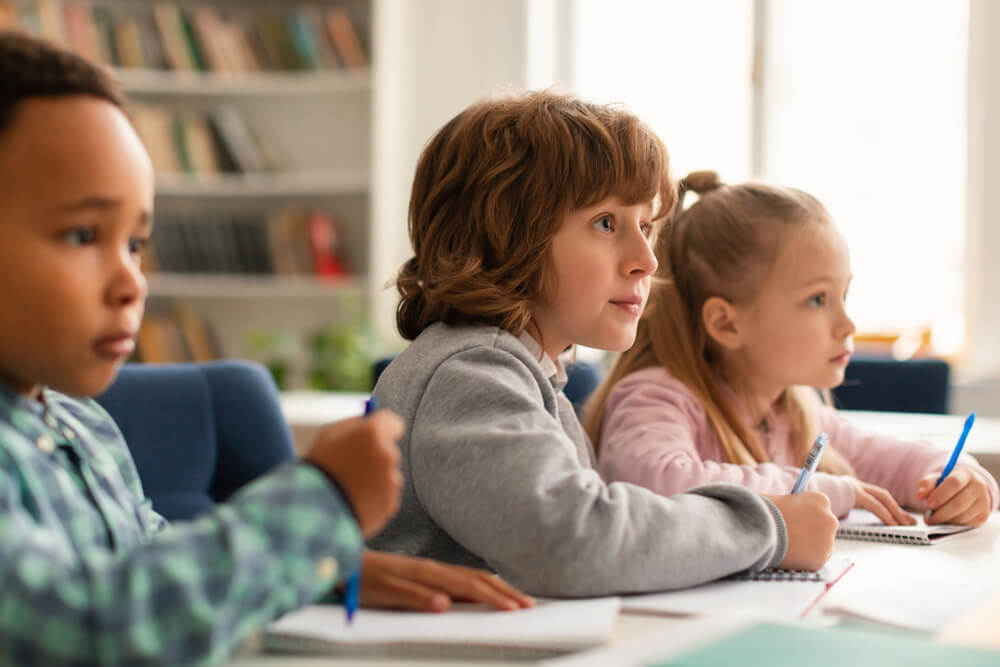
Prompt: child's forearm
<box><xmin>0</xmin><ymin>462</ymin><xmax>361</xmax><ymax>664</ymax></box>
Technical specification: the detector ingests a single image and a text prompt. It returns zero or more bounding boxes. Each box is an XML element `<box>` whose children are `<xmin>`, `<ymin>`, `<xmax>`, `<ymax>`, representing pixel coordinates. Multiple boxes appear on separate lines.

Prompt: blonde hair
<box><xmin>395</xmin><ymin>90</ymin><xmax>675</xmax><ymax>341</ymax></box>
<box><xmin>584</xmin><ymin>170</ymin><xmax>855</xmax><ymax>475</ymax></box>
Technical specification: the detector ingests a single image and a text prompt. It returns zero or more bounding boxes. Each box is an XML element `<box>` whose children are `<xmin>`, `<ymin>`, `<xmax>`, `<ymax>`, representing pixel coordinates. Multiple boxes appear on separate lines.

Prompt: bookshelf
<box><xmin>1</xmin><ymin>0</ymin><xmax>376</xmax><ymax>388</ymax></box>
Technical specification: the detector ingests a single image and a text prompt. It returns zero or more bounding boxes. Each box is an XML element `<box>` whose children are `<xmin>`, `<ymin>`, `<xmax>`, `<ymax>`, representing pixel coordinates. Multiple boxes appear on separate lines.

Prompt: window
<box><xmin>564</xmin><ymin>0</ymin><xmax>968</xmax><ymax>355</ymax></box>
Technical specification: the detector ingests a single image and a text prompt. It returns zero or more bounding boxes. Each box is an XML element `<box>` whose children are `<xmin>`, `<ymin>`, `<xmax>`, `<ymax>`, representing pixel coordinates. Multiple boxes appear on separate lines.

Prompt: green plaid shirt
<box><xmin>0</xmin><ymin>381</ymin><xmax>362</xmax><ymax>666</ymax></box>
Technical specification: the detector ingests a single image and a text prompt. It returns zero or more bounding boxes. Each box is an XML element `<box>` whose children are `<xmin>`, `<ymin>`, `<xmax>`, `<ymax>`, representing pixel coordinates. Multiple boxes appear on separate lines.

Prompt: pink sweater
<box><xmin>597</xmin><ymin>367</ymin><xmax>999</xmax><ymax>518</ymax></box>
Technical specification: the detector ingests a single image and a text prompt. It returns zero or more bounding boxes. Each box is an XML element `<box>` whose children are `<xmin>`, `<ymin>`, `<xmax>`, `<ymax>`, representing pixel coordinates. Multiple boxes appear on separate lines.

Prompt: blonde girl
<box><xmin>587</xmin><ymin>171</ymin><xmax>997</xmax><ymax>527</ymax></box>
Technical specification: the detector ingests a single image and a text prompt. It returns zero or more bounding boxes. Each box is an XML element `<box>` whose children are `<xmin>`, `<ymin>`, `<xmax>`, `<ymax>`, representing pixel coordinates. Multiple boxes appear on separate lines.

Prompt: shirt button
<box><xmin>315</xmin><ymin>557</ymin><xmax>338</xmax><ymax>581</ymax></box>
<box><xmin>35</xmin><ymin>435</ymin><xmax>55</xmax><ymax>454</ymax></box>
<box><xmin>60</xmin><ymin>426</ymin><xmax>75</xmax><ymax>441</ymax></box>
<box><xmin>44</xmin><ymin>415</ymin><xmax>58</xmax><ymax>429</ymax></box>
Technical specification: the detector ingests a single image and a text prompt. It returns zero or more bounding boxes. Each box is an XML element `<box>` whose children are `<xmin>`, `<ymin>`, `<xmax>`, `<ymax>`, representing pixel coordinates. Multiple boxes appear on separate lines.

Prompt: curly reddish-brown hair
<box><xmin>396</xmin><ymin>90</ymin><xmax>675</xmax><ymax>340</ymax></box>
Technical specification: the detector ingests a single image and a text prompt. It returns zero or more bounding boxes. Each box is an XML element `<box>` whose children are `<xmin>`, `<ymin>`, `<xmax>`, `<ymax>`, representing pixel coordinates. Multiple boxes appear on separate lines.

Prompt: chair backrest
<box><xmin>96</xmin><ymin>360</ymin><xmax>296</xmax><ymax>520</ymax></box>
<box><xmin>831</xmin><ymin>356</ymin><xmax>951</xmax><ymax>414</ymax></box>
<box><xmin>373</xmin><ymin>354</ymin><xmax>603</xmax><ymax>417</ymax></box>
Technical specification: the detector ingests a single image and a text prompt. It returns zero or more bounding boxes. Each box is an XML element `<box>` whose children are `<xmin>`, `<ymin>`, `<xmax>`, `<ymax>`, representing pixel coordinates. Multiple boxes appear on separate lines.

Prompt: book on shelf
<box><xmin>147</xmin><ymin>207</ymin><xmax>351</xmax><ymax>279</ymax></box>
<box><xmin>208</xmin><ymin>106</ymin><xmax>274</xmax><ymax>173</ymax></box>
<box><xmin>324</xmin><ymin>7</ymin><xmax>367</xmax><ymax>69</ymax></box>
<box><xmin>4</xmin><ymin>1</ymin><xmax>368</xmax><ymax>75</ymax></box>
<box><xmin>129</xmin><ymin>105</ymin><xmax>181</xmax><ymax>173</ymax></box>
<box><xmin>135</xmin><ymin>304</ymin><xmax>220</xmax><ymax>363</ymax></box>
<box><xmin>307</xmin><ymin>211</ymin><xmax>348</xmax><ymax>278</ymax></box>
<box><xmin>152</xmin><ymin>2</ymin><xmax>195</xmax><ymax>71</ymax></box>
<box><xmin>129</xmin><ymin>103</ymin><xmax>279</xmax><ymax>175</ymax></box>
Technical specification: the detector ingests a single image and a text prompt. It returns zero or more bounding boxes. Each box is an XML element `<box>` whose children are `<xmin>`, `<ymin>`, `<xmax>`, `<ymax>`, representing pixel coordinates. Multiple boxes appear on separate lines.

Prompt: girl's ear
<box><xmin>702</xmin><ymin>296</ymin><xmax>743</xmax><ymax>350</ymax></box>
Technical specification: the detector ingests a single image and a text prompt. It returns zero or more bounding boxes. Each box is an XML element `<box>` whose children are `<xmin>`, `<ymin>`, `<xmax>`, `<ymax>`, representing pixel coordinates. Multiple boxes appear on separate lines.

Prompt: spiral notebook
<box><xmin>620</xmin><ymin>556</ymin><xmax>853</xmax><ymax>619</ymax></box>
<box><xmin>837</xmin><ymin>509</ymin><xmax>973</xmax><ymax>545</ymax></box>
<box><xmin>263</xmin><ymin>597</ymin><xmax>621</xmax><ymax>661</ymax></box>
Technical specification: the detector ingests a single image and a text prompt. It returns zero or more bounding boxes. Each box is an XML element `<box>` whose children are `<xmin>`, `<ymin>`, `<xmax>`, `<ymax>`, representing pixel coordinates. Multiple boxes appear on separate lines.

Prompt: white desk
<box><xmin>262</xmin><ymin>398</ymin><xmax>1000</xmax><ymax>665</ymax></box>
<box><xmin>228</xmin><ymin>514</ymin><xmax>1000</xmax><ymax>666</ymax></box>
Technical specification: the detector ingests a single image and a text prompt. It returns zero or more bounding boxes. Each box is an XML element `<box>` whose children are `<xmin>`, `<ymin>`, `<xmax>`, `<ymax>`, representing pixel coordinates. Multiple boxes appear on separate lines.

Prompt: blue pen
<box><xmin>344</xmin><ymin>397</ymin><xmax>377</xmax><ymax>624</ymax></box>
<box><xmin>935</xmin><ymin>412</ymin><xmax>975</xmax><ymax>487</ymax></box>
<box><xmin>791</xmin><ymin>432</ymin><xmax>829</xmax><ymax>494</ymax></box>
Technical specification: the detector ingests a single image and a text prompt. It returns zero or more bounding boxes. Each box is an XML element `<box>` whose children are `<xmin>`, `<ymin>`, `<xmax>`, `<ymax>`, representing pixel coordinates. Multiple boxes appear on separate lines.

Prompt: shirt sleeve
<box><xmin>597</xmin><ymin>371</ymin><xmax>812</xmax><ymax>498</ymax></box>
<box><xmin>0</xmin><ymin>460</ymin><xmax>362</xmax><ymax>665</ymax></box>
<box><xmin>406</xmin><ymin>347</ymin><xmax>785</xmax><ymax>598</ymax></box>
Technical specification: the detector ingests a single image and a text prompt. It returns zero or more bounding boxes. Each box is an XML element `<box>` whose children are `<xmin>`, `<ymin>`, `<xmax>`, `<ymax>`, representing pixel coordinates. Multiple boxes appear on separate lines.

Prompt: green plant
<box><xmin>245</xmin><ymin>330</ymin><xmax>295</xmax><ymax>389</ymax></box>
<box><xmin>306</xmin><ymin>319</ymin><xmax>376</xmax><ymax>391</ymax></box>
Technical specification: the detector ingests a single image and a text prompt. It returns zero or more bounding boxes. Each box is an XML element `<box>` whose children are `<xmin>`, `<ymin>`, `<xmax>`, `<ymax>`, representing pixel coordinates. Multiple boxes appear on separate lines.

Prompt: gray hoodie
<box><xmin>368</xmin><ymin>323</ymin><xmax>787</xmax><ymax>597</ymax></box>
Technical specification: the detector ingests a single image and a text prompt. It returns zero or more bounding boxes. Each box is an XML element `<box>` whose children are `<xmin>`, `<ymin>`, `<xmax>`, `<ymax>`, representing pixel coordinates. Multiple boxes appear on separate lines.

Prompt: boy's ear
<box><xmin>702</xmin><ymin>296</ymin><xmax>742</xmax><ymax>350</ymax></box>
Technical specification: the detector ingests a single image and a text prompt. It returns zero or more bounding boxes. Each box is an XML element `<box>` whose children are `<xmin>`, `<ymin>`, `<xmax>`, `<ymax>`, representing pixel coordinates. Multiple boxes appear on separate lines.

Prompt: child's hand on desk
<box><xmin>303</xmin><ymin>411</ymin><xmax>404</xmax><ymax>537</ymax></box>
<box><xmin>916</xmin><ymin>465</ymin><xmax>993</xmax><ymax>526</ymax></box>
<box><xmin>764</xmin><ymin>491</ymin><xmax>838</xmax><ymax>571</ymax></box>
<box><xmin>358</xmin><ymin>550</ymin><xmax>535</xmax><ymax>612</ymax></box>
<box><xmin>845</xmin><ymin>479</ymin><xmax>915</xmax><ymax>526</ymax></box>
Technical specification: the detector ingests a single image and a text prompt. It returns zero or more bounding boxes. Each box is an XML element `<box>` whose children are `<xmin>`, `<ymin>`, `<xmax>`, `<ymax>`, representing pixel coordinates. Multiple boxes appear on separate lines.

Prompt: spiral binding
<box><xmin>836</xmin><ymin>528</ymin><xmax>931</xmax><ymax>545</ymax></box>
<box><xmin>726</xmin><ymin>568</ymin><xmax>824</xmax><ymax>582</ymax></box>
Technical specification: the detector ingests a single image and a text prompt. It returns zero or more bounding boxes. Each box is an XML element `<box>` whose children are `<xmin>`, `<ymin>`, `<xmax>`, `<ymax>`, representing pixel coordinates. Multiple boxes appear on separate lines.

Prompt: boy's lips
<box><xmin>94</xmin><ymin>333</ymin><xmax>136</xmax><ymax>359</ymax></box>
<box><xmin>610</xmin><ymin>296</ymin><xmax>644</xmax><ymax>316</ymax></box>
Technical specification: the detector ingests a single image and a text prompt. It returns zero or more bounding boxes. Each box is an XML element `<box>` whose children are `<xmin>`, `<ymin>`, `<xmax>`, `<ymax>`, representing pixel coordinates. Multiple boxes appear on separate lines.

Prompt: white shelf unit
<box><xmin>147</xmin><ymin>273</ymin><xmax>364</xmax><ymax>300</ymax></box>
<box><xmin>153</xmin><ymin>171</ymin><xmax>369</xmax><ymax>198</ymax></box>
<box><xmin>94</xmin><ymin>0</ymin><xmax>377</xmax><ymax>384</ymax></box>
<box><xmin>114</xmin><ymin>68</ymin><xmax>371</xmax><ymax>96</ymax></box>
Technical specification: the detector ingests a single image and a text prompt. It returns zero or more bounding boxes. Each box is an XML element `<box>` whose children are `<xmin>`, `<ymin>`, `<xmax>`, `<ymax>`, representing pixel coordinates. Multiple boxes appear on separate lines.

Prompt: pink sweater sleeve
<box><xmin>818</xmin><ymin>406</ymin><xmax>1000</xmax><ymax>514</ymax></box>
<box><xmin>598</xmin><ymin>368</ymin><xmax>820</xmax><ymax>499</ymax></box>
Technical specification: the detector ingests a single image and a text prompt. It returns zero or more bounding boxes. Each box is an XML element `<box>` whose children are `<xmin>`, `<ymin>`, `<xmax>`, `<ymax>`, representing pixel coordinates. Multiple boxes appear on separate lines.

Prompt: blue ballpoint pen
<box><xmin>345</xmin><ymin>397</ymin><xmax>377</xmax><ymax>625</ymax></box>
<box><xmin>935</xmin><ymin>412</ymin><xmax>975</xmax><ymax>488</ymax></box>
<box><xmin>791</xmin><ymin>432</ymin><xmax>829</xmax><ymax>494</ymax></box>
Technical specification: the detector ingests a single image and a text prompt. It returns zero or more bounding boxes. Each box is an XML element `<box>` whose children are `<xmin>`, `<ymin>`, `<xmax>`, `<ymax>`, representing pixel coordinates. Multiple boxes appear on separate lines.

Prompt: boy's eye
<box><xmin>592</xmin><ymin>215</ymin><xmax>614</xmax><ymax>233</ymax></box>
<box><xmin>63</xmin><ymin>227</ymin><xmax>96</xmax><ymax>246</ymax></box>
<box><xmin>807</xmin><ymin>293</ymin><xmax>826</xmax><ymax>307</ymax></box>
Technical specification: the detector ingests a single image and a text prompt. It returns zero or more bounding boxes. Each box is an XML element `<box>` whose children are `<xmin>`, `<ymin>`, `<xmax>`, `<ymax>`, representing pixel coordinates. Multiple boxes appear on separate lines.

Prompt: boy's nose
<box><xmin>625</xmin><ymin>232</ymin><xmax>658</xmax><ymax>277</ymax></box>
<box><xmin>107</xmin><ymin>250</ymin><xmax>147</xmax><ymax>306</ymax></box>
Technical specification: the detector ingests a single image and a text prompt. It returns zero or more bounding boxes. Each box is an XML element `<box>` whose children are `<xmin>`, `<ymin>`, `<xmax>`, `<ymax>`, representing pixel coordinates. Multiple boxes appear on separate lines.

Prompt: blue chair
<box><xmin>831</xmin><ymin>356</ymin><xmax>951</xmax><ymax>414</ymax></box>
<box><xmin>95</xmin><ymin>360</ymin><xmax>296</xmax><ymax>521</ymax></box>
<box><xmin>373</xmin><ymin>355</ymin><xmax>603</xmax><ymax>417</ymax></box>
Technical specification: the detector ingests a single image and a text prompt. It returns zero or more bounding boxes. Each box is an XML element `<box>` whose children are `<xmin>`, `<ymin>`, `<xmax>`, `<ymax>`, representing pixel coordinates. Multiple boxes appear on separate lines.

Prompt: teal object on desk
<box><xmin>935</xmin><ymin>412</ymin><xmax>975</xmax><ymax>487</ymax></box>
<box><xmin>345</xmin><ymin>397</ymin><xmax>377</xmax><ymax>624</ymax></box>
<box><xmin>652</xmin><ymin>622</ymin><xmax>1000</xmax><ymax>667</ymax></box>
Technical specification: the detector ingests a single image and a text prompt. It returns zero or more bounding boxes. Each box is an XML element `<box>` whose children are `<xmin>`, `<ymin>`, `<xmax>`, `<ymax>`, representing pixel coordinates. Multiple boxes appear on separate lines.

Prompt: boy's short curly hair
<box><xmin>0</xmin><ymin>30</ymin><xmax>122</xmax><ymax>138</ymax></box>
<box><xmin>396</xmin><ymin>90</ymin><xmax>675</xmax><ymax>340</ymax></box>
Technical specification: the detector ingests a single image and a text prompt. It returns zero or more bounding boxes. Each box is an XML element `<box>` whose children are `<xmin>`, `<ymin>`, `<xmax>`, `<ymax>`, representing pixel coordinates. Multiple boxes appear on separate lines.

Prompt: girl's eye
<box><xmin>128</xmin><ymin>237</ymin><xmax>149</xmax><ymax>255</ymax></box>
<box><xmin>640</xmin><ymin>222</ymin><xmax>654</xmax><ymax>239</ymax></box>
<box><xmin>64</xmin><ymin>227</ymin><xmax>96</xmax><ymax>246</ymax></box>
<box><xmin>807</xmin><ymin>293</ymin><xmax>826</xmax><ymax>307</ymax></box>
<box><xmin>593</xmin><ymin>215</ymin><xmax>614</xmax><ymax>233</ymax></box>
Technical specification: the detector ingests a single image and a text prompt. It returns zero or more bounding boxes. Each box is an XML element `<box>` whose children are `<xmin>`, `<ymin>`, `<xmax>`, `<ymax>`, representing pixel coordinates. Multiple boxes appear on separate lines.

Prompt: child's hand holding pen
<box><xmin>916</xmin><ymin>412</ymin><xmax>992</xmax><ymax>527</ymax></box>
<box><xmin>303</xmin><ymin>411</ymin><xmax>404</xmax><ymax>538</ymax></box>
<box><xmin>916</xmin><ymin>466</ymin><xmax>993</xmax><ymax>526</ymax></box>
<box><xmin>764</xmin><ymin>432</ymin><xmax>838</xmax><ymax>572</ymax></box>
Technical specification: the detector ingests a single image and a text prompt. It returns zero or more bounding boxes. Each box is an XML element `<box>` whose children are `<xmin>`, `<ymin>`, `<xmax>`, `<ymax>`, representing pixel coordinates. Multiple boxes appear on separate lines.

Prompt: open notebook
<box><xmin>620</xmin><ymin>556</ymin><xmax>853</xmax><ymax>619</ymax></box>
<box><xmin>264</xmin><ymin>597</ymin><xmax>620</xmax><ymax>660</ymax></box>
<box><xmin>838</xmin><ymin>509</ymin><xmax>973</xmax><ymax>545</ymax></box>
